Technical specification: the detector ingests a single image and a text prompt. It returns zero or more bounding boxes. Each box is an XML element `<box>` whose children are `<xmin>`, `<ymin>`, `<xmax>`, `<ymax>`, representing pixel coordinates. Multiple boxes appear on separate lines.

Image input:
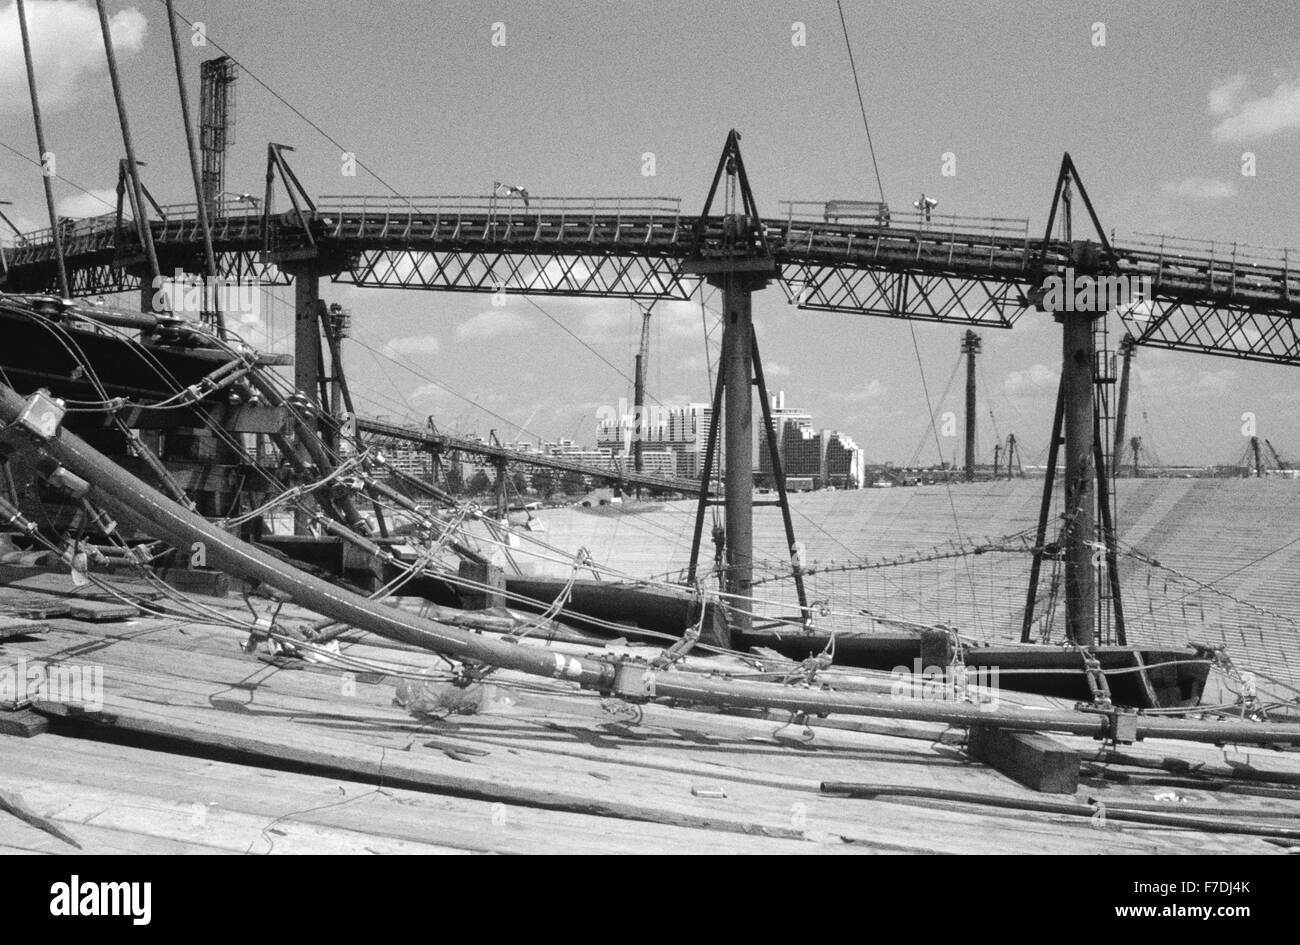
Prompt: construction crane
<box><xmin>992</xmin><ymin>433</ymin><xmax>1022</xmax><ymax>480</ymax></box>
<box><xmin>199</xmin><ymin>56</ymin><xmax>237</xmax><ymax>220</ymax></box>
<box><xmin>1112</xmin><ymin>334</ymin><xmax>1135</xmax><ymax>480</ymax></box>
<box><xmin>632</xmin><ymin>302</ymin><xmax>653</xmax><ymax>490</ymax></box>
<box><xmin>1264</xmin><ymin>438</ymin><xmax>1290</xmax><ymax>472</ymax></box>
<box><xmin>961</xmin><ymin>329</ymin><xmax>980</xmax><ymax>481</ymax></box>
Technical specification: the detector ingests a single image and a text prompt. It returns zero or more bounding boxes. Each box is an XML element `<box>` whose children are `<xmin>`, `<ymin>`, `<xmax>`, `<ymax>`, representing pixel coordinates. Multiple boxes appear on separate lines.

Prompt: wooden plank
<box><xmin>0</xmin><ymin>595</ymin><xmax>71</xmax><ymax>619</ymax></box>
<box><xmin>153</xmin><ymin>568</ymin><xmax>231</xmax><ymax>598</ymax></box>
<box><xmin>0</xmin><ymin>818</ymin><xmax>237</xmax><ymax>855</ymax></box>
<box><xmin>968</xmin><ymin>725</ymin><xmax>1080</xmax><ymax>794</ymax></box>
<box><xmin>0</xmin><ymin>775</ymin><xmax>467</xmax><ymax>855</ymax></box>
<box><xmin>2</xmin><ymin>571</ymin><xmax>160</xmax><ymax>601</ymax></box>
<box><xmin>0</xmin><ymin>709</ymin><xmax>49</xmax><ymax>738</ymax></box>
<box><xmin>65</xmin><ymin>600</ymin><xmax>141</xmax><ymax>622</ymax></box>
<box><xmin>5</xmin><ymin>736</ymin><xmax>853</xmax><ymax>855</ymax></box>
<box><xmin>0</xmin><ymin>615</ymin><xmax>44</xmax><ymax>640</ymax></box>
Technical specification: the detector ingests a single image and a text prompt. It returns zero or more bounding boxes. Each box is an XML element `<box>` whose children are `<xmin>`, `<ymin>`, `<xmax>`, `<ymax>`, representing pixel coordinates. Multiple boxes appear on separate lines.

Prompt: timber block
<box><xmin>0</xmin><ymin>615</ymin><xmax>44</xmax><ymax>640</ymax></box>
<box><xmin>458</xmin><ymin>560</ymin><xmax>506</xmax><ymax>610</ymax></box>
<box><xmin>0</xmin><ymin>595</ymin><xmax>72</xmax><ymax>620</ymax></box>
<box><xmin>159</xmin><ymin>567</ymin><xmax>231</xmax><ymax>598</ymax></box>
<box><xmin>0</xmin><ymin>709</ymin><xmax>49</xmax><ymax>738</ymax></box>
<box><xmin>919</xmin><ymin>627</ymin><xmax>956</xmax><ymax>669</ymax></box>
<box><xmin>66</xmin><ymin>600</ymin><xmax>141</xmax><ymax>622</ymax></box>
<box><xmin>968</xmin><ymin>726</ymin><xmax>1079</xmax><ymax>794</ymax></box>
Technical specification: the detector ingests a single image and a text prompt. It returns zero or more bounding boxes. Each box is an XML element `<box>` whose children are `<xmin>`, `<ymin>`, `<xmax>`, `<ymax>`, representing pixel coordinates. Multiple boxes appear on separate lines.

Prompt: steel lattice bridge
<box><xmin>3</xmin><ymin>182</ymin><xmax>1298</xmax><ymax>365</ymax></box>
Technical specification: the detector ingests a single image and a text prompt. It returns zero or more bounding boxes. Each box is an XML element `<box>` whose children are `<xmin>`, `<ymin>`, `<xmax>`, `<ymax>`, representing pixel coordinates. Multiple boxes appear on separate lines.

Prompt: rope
<box><xmin>834</xmin><ymin>0</ymin><xmax>886</xmax><ymax>205</ymax></box>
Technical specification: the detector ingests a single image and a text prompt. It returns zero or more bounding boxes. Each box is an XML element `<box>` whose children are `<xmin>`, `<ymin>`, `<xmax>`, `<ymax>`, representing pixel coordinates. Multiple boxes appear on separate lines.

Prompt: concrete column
<box><xmin>1061</xmin><ymin>310</ymin><xmax>1096</xmax><ymax>646</ymax></box>
<box><xmin>721</xmin><ymin>278</ymin><xmax>754</xmax><ymax>636</ymax></box>
<box><xmin>293</xmin><ymin>268</ymin><xmax>322</xmax><ymax>535</ymax></box>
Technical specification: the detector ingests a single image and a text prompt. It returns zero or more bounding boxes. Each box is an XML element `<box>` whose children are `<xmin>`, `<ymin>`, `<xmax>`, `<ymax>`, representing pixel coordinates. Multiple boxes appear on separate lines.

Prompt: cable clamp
<box><xmin>1079</xmin><ymin>704</ymin><xmax>1139</xmax><ymax>745</ymax></box>
<box><xmin>610</xmin><ymin>659</ymin><xmax>657</xmax><ymax>703</ymax></box>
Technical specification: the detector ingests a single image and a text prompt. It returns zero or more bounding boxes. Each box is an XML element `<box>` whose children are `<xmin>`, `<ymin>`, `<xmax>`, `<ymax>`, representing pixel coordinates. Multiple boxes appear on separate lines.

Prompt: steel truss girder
<box><xmin>69</xmin><ymin>263</ymin><xmax>141</xmax><ymax>296</ymax></box>
<box><xmin>211</xmin><ymin>252</ymin><xmax>289</xmax><ymax>286</ymax></box>
<box><xmin>779</xmin><ymin>263</ymin><xmax>1029</xmax><ymax>327</ymax></box>
<box><xmin>336</xmin><ymin>248</ymin><xmax>697</xmax><ymax>299</ymax></box>
<box><xmin>14</xmin><ymin>251</ymin><xmax>288</xmax><ymax>298</ymax></box>
<box><xmin>1121</xmin><ymin>297</ymin><xmax>1300</xmax><ymax>365</ymax></box>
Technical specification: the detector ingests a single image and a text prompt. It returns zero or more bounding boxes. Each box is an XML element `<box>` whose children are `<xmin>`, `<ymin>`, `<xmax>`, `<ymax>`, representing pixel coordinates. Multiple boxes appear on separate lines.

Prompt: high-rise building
<box><xmin>597</xmin><ymin>402</ymin><xmax>714</xmax><ymax>478</ymax></box>
<box><xmin>758</xmin><ymin>391</ymin><xmax>863</xmax><ymax>489</ymax></box>
<box><xmin>383</xmin><ymin>445</ymin><xmax>434</xmax><ymax>477</ymax></box>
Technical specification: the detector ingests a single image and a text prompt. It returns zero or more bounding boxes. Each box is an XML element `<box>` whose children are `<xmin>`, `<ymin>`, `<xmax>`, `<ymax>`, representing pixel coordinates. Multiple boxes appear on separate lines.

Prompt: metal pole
<box><xmin>15</xmin><ymin>0</ymin><xmax>70</xmax><ymax>298</ymax></box>
<box><xmin>1021</xmin><ymin>374</ymin><xmax>1065</xmax><ymax>642</ymax></box>
<box><xmin>164</xmin><ymin>0</ymin><xmax>225</xmax><ymax>338</ymax></box>
<box><xmin>720</xmin><ymin>274</ymin><xmax>755</xmax><ymax>637</ymax></box>
<box><xmin>95</xmin><ymin>0</ymin><xmax>161</xmax><ymax>303</ymax></box>
<box><xmin>293</xmin><ymin>275</ymin><xmax>323</xmax><ymax>534</ymax></box>
<box><xmin>633</xmin><ymin>303</ymin><xmax>652</xmax><ymax>483</ymax></box>
<box><xmin>1113</xmin><ymin>334</ymin><xmax>1133</xmax><ymax>478</ymax></box>
<box><xmin>962</xmin><ymin>329</ymin><xmax>980</xmax><ymax>481</ymax></box>
<box><xmin>1093</xmin><ymin>412</ymin><xmax>1126</xmax><ymax>646</ymax></box>
<box><xmin>752</xmin><ymin>334</ymin><xmax>809</xmax><ymax>623</ymax></box>
<box><xmin>686</xmin><ymin>367</ymin><xmax>726</xmax><ymax>586</ymax></box>
<box><xmin>1061</xmin><ymin>308</ymin><xmax>1097</xmax><ymax>646</ymax></box>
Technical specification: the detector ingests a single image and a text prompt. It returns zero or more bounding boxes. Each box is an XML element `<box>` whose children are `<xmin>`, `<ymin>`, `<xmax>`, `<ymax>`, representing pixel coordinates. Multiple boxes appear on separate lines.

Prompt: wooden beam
<box><xmin>0</xmin><ymin>708</ymin><xmax>49</xmax><ymax>738</ymax></box>
<box><xmin>968</xmin><ymin>725</ymin><xmax>1079</xmax><ymax>794</ymax></box>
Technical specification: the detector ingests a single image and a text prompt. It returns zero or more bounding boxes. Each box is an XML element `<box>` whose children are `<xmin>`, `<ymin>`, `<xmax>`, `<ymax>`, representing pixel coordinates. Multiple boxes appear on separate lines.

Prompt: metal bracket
<box><xmin>1081</xmin><ymin>705</ymin><xmax>1139</xmax><ymax>745</ymax></box>
<box><xmin>610</xmin><ymin>660</ymin><xmax>658</xmax><ymax>702</ymax></box>
<box><xmin>14</xmin><ymin>389</ymin><xmax>67</xmax><ymax>442</ymax></box>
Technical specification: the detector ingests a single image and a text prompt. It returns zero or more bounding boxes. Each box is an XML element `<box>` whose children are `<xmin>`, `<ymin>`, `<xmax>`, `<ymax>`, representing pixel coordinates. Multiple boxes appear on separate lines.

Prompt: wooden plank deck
<box><xmin>1</xmin><ymin>585</ymin><xmax>1296</xmax><ymax>854</ymax></box>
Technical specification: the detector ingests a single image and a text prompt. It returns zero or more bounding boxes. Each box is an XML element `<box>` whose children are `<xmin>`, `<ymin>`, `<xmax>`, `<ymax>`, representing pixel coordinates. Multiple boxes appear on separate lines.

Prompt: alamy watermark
<box><xmin>0</xmin><ymin>659</ymin><xmax>103</xmax><ymax>711</ymax></box>
<box><xmin>596</xmin><ymin>397</ymin><xmax>676</xmax><ymax>451</ymax></box>
<box><xmin>890</xmin><ymin>658</ymin><xmax>1001</xmax><ymax>709</ymax></box>
<box><xmin>1040</xmin><ymin>267</ymin><xmax>1153</xmax><ymax>314</ymax></box>
<box><xmin>150</xmin><ymin>268</ymin><xmax>261</xmax><ymax>319</ymax></box>
<box><xmin>50</xmin><ymin>876</ymin><xmax>150</xmax><ymax>925</ymax></box>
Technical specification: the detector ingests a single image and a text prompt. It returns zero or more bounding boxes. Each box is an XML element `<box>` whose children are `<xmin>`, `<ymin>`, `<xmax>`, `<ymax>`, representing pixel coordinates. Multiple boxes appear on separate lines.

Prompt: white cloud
<box><xmin>848</xmin><ymin>379</ymin><xmax>886</xmax><ymax>401</ymax></box>
<box><xmin>456</xmin><ymin>309</ymin><xmax>528</xmax><ymax>339</ymax></box>
<box><xmin>409</xmin><ymin>382</ymin><xmax>454</xmax><ymax>407</ymax></box>
<box><xmin>1208</xmin><ymin>74</ymin><xmax>1248</xmax><ymax>116</ymax></box>
<box><xmin>1210</xmin><ymin>75</ymin><xmax>1300</xmax><ymax>140</ymax></box>
<box><xmin>578</xmin><ymin>298</ymin><xmax>707</xmax><ymax>342</ymax></box>
<box><xmin>0</xmin><ymin>2</ymin><xmax>148</xmax><ymax>114</ymax></box>
<box><xmin>1003</xmin><ymin>363</ymin><xmax>1058</xmax><ymax>396</ymax></box>
<box><xmin>655</xmin><ymin>299</ymin><xmax>709</xmax><ymax>339</ymax></box>
<box><xmin>55</xmin><ymin>188</ymin><xmax>118</xmax><ymax>218</ymax></box>
<box><xmin>1161</xmin><ymin>177</ymin><xmax>1237</xmax><ymax>200</ymax></box>
<box><xmin>762</xmin><ymin>359</ymin><xmax>792</xmax><ymax>377</ymax></box>
<box><xmin>382</xmin><ymin>334</ymin><xmax>441</xmax><ymax>358</ymax></box>
<box><xmin>827</xmin><ymin>379</ymin><xmax>887</xmax><ymax>405</ymax></box>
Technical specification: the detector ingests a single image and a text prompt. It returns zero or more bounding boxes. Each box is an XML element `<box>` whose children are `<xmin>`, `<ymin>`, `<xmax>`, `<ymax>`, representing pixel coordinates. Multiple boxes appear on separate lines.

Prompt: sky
<box><xmin>2</xmin><ymin>0</ymin><xmax>1299</xmax><ymax>466</ymax></box>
